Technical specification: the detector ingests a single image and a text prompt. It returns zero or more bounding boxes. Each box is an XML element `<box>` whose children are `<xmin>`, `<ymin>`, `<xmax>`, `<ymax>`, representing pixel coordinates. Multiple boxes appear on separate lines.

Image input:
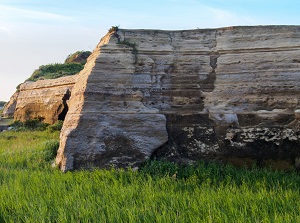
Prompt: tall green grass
<box><xmin>0</xmin><ymin>130</ymin><xmax>300</xmax><ymax>222</ymax></box>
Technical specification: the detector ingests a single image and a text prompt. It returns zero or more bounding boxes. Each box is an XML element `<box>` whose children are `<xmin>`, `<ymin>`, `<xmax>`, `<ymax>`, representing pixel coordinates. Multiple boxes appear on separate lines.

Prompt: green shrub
<box><xmin>11</xmin><ymin>118</ymin><xmax>49</xmax><ymax>131</ymax></box>
<box><xmin>16</xmin><ymin>51</ymin><xmax>91</xmax><ymax>83</ymax></box>
<box><xmin>47</xmin><ymin>120</ymin><xmax>64</xmax><ymax>132</ymax></box>
<box><xmin>10</xmin><ymin>120</ymin><xmax>23</xmax><ymax>128</ymax></box>
<box><xmin>109</xmin><ymin>25</ymin><xmax>119</xmax><ymax>32</ymax></box>
<box><xmin>43</xmin><ymin>139</ymin><xmax>59</xmax><ymax>161</ymax></box>
<box><xmin>26</xmin><ymin>63</ymin><xmax>84</xmax><ymax>82</ymax></box>
<box><xmin>16</xmin><ymin>83</ymin><xmax>21</xmax><ymax>91</ymax></box>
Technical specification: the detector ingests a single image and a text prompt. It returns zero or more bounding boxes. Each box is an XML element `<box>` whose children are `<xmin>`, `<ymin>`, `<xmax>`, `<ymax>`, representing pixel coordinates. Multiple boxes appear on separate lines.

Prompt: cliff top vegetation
<box><xmin>25</xmin><ymin>51</ymin><xmax>91</xmax><ymax>82</ymax></box>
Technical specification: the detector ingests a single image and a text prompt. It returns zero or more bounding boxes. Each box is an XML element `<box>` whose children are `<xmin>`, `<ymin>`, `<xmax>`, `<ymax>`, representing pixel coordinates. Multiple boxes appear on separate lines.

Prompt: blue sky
<box><xmin>1</xmin><ymin>0</ymin><xmax>300</xmax><ymax>101</ymax></box>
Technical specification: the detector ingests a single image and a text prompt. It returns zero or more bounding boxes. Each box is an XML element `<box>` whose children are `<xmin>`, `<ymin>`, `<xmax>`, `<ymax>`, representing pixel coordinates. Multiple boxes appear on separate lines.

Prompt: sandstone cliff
<box><xmin>3</xmin><ymin>75</ymin><xmax>77</xmax><ymax>124</ymax></box>
<box><xmin>55</xmin><ymin>26</ymin><xmax>300</xmax><ymax>171</ymax></box>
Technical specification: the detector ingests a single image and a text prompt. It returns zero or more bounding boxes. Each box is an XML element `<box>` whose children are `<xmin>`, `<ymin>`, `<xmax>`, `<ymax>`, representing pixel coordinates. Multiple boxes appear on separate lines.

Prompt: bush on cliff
<box><xmin>26</xmin><ymin>63</ymin><xmax>83</xmax><ymax>81</ymax></box>
<box><xmin>25</xmin><ymin>51</ymin><xmax>91</xmax><ymax>82</ymax></box>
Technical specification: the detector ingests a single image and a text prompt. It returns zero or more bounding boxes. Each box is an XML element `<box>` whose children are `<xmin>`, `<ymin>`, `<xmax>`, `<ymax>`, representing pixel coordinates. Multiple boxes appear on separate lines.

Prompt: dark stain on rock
<box><xmin>73</xmin><ymin>135</ymin><xmax>145</xmax><ymax>169</ymax></box>
<box><xmin>237</xmin><ymin>114</ymin><xmax>295</xmax><ymax>127</ymax></box>
<box><xmin>153</xmin><ymin>114</ymin><xmax>219</xmax><ymax>163</ymax></box>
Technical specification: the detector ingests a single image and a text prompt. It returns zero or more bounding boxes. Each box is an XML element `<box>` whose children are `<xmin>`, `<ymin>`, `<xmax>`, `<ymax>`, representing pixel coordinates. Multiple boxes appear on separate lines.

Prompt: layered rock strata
<box><xmin>56</xmin><ymin>26</ymin><xmax>300</xmax><ymax>171</ymax></box>
<box><xmin>3</xmin><ymin>75</ymin><xmax>77</xmax><ymax>124</ymax></box>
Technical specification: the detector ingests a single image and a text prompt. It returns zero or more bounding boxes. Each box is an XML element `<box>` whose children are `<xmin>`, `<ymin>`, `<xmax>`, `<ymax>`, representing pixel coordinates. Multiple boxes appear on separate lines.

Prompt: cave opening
<box><xmin>58</xmin><ymin>89</ymin><xmax>71</xmax><ymax>121</ymax></box>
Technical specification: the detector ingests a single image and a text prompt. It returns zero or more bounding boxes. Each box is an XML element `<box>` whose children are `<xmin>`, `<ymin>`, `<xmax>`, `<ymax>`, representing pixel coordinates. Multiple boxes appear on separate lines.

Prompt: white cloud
<box><xmin>0</xmin><ymin>5</ymin><xmax>73</xmax><ymax>21</ymax></box>
<box><xmin>0</xmin><ymin>25</ymin><xmax>13</xmax><ymax>37</ymax></box>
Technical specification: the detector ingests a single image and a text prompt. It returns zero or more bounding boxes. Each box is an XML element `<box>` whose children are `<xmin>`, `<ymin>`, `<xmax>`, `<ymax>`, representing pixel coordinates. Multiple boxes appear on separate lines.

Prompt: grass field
<box><xmin>0</xmin><ymin>118</ymin><xmax>13</xmax><ymax>125</ymax></box>
<box><xmin>0</xmin><ymin>129</ymin><xmax>300</xmax><ymax>222</ymax></box>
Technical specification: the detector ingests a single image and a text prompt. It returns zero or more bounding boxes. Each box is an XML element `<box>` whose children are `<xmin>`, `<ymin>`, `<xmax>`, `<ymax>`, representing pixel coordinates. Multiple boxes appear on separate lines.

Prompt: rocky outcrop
<box><xmin>2</xmin><ymin>91</ymin><xmax>18</xmax><ymax>118</ymax></box>
<box><xmin>65</xmin><ymin>51</ymin><xmax>92</xmax><ymax>64</ymax></box>
<box><xmin>56</xmin><ymin>26</ymin><xmax>300</xmax><ymax>171</ymax></box>
<box><xmin>3</xmin><ymin>75</ymin><xmax>77</xmax><ymax>124</ymax></box>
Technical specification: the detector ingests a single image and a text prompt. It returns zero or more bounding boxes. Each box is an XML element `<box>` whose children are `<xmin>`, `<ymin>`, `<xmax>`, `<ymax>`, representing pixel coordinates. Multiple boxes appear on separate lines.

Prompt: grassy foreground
<box><xmin>0</xmin><ymin>130</ymin><xmax>300</xmax><ymax>222</ymax></box>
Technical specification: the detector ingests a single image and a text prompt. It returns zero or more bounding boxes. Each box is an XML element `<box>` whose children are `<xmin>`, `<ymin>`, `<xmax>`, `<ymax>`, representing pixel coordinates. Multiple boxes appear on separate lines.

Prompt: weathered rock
<box><xmin>56</xmin><ymin>33</ymin><xmax>168</xmax><ymax>170</ymax></box>
<box><xmin>2</xmin><ymin>91</ymin><xmax>18</xmax><ymax>118</ymax></box>
<box><xmin>55</xmin><ymin>26</ymin><xmax>300</xmax><ymax>171</ymax></box>
<box><xmin>4</xmin><ymin>75</ymin><xmax>77</xmax><ymax>124</ymax></box>
<box><xmin>65</xmin><ymin>51</ymin><xmax>92</xmax><ymax>64</ymax></box>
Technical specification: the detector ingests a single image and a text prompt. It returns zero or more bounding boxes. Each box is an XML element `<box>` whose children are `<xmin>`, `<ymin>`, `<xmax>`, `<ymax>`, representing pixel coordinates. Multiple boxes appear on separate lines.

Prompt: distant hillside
<box><xmin>0</xmin><ymin>101</ymin><xmax>6</xmax><ymax>107</ymax></box>
<box><xmin>26</xmin><ymin>51</ymin><xmax>91</xmax><ymax>82</ymax></box>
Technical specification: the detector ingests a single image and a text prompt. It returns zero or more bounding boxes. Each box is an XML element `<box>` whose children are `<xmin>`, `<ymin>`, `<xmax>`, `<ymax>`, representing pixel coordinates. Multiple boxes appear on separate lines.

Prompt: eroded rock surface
<box><xmin>3</xmin><ymin>75</ymin><xmax>77</xmax><ymax>124</ymax></box>
<box><xmin>56</xmin><ymin>33</ymin><xmax>168</xmax><ymax>171</ymax></box>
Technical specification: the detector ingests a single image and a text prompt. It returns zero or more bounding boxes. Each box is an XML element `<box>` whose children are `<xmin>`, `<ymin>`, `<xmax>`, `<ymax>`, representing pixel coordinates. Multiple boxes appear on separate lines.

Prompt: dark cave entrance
<box><xmin>58</xmin><ymin>89</ymin><xmax>71</xmax><ymax>121</ymax></box>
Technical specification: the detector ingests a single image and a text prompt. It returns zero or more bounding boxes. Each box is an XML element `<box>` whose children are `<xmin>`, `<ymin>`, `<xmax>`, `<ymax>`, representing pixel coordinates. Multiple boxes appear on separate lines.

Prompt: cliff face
<box><xmin>3</xmin><ymin>75</ymin><xmax>77</xmax><ymax>124</ymax></box>
<box><xmin>56</xmin><ymin>26</ymin><xmax>300</xmax><ymax>171</ymax></box>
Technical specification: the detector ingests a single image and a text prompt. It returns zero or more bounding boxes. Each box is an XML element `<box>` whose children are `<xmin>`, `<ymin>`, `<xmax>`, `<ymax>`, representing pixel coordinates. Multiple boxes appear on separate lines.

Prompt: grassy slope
<box><xmin>26</xmin><ymin>63</ymin><xmax>84</xmax><ymax>82</ymax></box>
<box><xmin>25</xmin><ymin>51</ymin><xmax>91</xmax><ymax>82</ymax></box>
<box><xmin>0</xmin><ymin>130</ymin><xmax>300</xmax><ymax>222</ymax></box>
